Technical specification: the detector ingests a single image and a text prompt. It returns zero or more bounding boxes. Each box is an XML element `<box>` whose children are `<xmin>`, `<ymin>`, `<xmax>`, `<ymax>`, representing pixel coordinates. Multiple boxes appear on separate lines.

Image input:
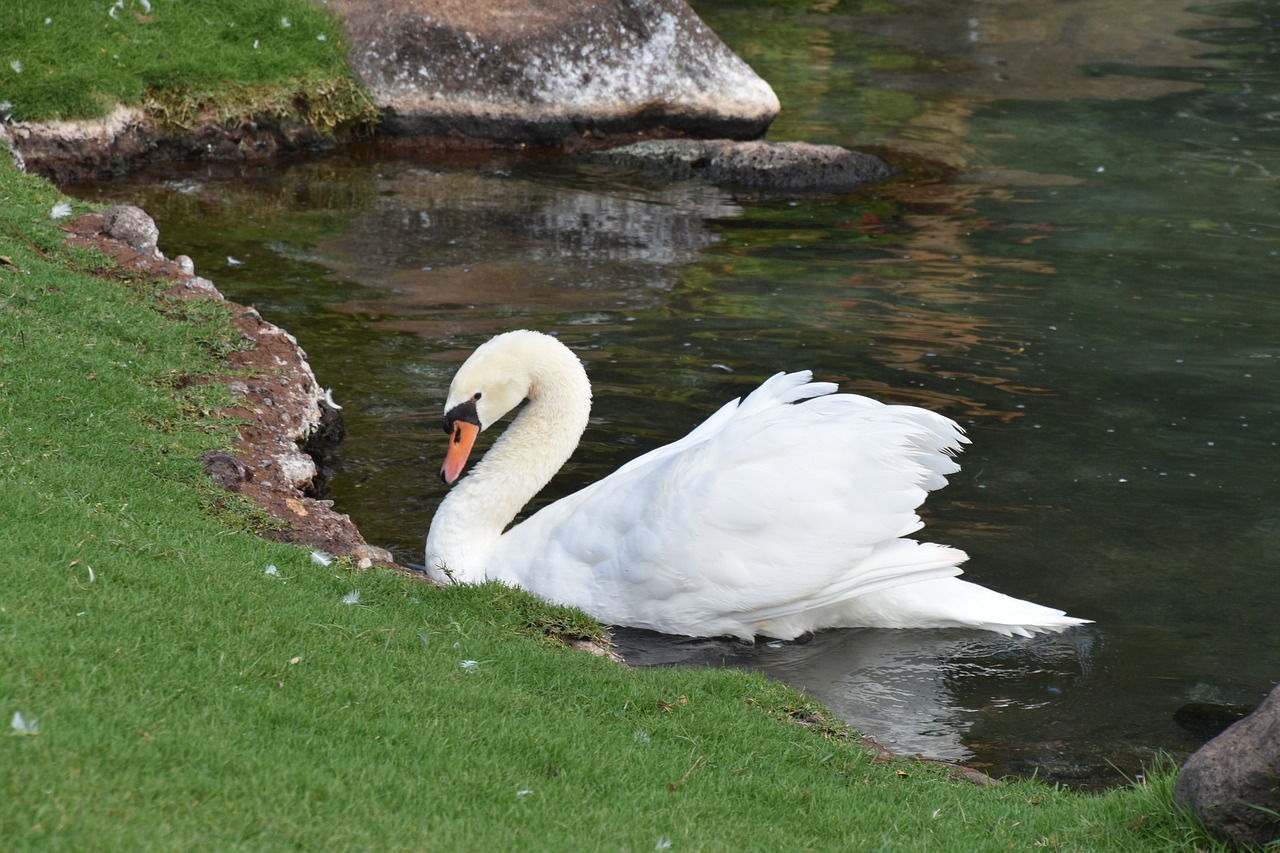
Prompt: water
<box><xmin>65</xmin><ymin>0</ymin><xmax>1280</xmax><ymax>787</ymax></box>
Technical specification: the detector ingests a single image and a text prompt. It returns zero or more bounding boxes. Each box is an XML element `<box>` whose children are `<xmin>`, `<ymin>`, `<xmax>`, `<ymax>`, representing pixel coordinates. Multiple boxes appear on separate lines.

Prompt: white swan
<box><xmin>425</xmin><ymin>330</ymin><xmax>1089</xmax><ymax>641</ymax></box>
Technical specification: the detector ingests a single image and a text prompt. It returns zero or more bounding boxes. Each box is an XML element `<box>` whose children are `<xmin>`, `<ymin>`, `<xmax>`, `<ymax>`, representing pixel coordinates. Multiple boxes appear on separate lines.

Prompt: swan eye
<box><xmin>442</xmin><ymin>396</ymin><xmax>482</xmax><ymax>435</ymax></box>
<box><xmin>472</xmin><ymin>392</ymin><xmax>482</xmax><ymax>401</ymax></box>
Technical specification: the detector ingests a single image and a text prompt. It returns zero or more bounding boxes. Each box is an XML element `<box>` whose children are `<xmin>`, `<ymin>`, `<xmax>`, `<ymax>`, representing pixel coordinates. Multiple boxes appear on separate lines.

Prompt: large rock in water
<box><xmin>322</xmin><ymin>0</ymin><xmax>780</xmax><ymax>143</ymax></box>
<box><xmin>1175</xmin><ymin>683</ymin><xmax>1280</xmax><ymax>849</ymax></box>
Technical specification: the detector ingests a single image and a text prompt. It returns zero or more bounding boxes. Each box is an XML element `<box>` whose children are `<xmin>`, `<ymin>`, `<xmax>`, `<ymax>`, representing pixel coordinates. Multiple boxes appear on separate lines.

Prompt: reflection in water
<box><xmin>615</xmin><ymin>626</ymin><xmax>1095</xmax><ymax>766</ymax></box>
<box><xmin>63</xmin><ymin>0</ymin><xmax>1280</xmax><ymax>788</ymax></box>
<box><xmin>316</xmin><ymin>162</ymin><xmax>743</xmax><ymax>341</ymax></box>
<box><xmin>704</xmin><ymin>0</ymin><xmax>1247</xmax><ymax>161</ymax></box>
<box><xmin>834</xmin><ymin>0</ymin><xmax>1237</xmax><ymax>101</ymax></box>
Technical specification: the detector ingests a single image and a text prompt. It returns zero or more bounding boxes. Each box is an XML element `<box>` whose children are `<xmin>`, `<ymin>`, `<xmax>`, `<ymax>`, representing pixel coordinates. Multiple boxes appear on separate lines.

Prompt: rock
<box><xmin>1175</xmin><ymin>683</ymin><xmax>1280</xmax><ymax>849</ymax></box>
<box><xmin>199</xmin><ymin>450</ymin><xmax>253</xmax><ymax>491</ymax></box>
<box><xmin>323</xmin><ymin>0</ymin><xmax>779</xmax><ymax>144</ymax></box>
<box><xmin>351</xmin><ymin>544</ymin><xmax>397</xmax><ymax>566</ymax></box>
<box><xmin>303</xmin><ymin>393</ymin><xmax>347</xmax><ymax>497</ymax></box>
<box><xmin>594</xmin><ymin>139</ymin><xmax>893</xmax><ymax>192</ymax></box>
<box><xmin>271</xmin><ymin>448</ymin><xmax>320</xmax><ymax>492</ymax></box>
<box><xmin>178</xmin><ymin>276</ymin><xmax>223</xmax><ymax>299</ymax></box>
<box><xmin>102</xmin><ymin>205</ymin><xmax>162</xmax><ymax>260</ymax></box>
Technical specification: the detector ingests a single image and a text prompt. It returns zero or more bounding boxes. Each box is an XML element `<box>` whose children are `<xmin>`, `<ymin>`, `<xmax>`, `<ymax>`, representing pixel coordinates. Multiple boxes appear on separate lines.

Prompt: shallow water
<box><xmin>68</xmin><ymin>0</ymin><xmax>1280</xmax><ymax>786</ymax></box>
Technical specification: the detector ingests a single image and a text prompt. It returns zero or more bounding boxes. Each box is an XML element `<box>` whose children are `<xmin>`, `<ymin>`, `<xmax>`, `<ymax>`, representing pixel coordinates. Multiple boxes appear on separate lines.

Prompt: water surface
<box><xmin>68</xmin><ymin>0</ymin><xmax>1280</xmax><ymax>786</ymax></box>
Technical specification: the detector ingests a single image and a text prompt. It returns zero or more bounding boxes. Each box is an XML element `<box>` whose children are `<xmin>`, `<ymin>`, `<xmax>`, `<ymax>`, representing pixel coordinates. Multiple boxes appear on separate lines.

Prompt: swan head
<box><xmin>437</xmin><ymin>330</ymin><xmax>589</xmax><ymax>484</ymax></box>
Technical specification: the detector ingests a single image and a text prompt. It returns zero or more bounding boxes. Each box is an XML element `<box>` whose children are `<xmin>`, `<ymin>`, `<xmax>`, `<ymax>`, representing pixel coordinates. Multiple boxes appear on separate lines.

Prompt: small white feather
<box><xmin>11</xmin><ymin>711</ymin><xmax>38</xmax><ymax>734</ymax></box>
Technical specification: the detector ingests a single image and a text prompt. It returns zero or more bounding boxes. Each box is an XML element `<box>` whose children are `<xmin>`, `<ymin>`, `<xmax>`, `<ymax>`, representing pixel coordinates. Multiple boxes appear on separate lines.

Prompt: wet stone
<box><xmin>594</xmin><ymin>139</ymin><xmax>893</xmax><ymax>192</ymax></box>
<box><xmin>1175</xmin><ymin>683</ymin><xmax>1280</xmax><ymax>849</ymax></box>
<box><xmin>325</xmin><ymin>0</ymin><xmax>779</xmax><ymax>144</ymax></box>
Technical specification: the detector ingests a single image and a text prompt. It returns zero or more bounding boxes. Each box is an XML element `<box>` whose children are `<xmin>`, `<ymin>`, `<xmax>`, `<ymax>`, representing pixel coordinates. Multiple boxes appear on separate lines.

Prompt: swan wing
<box><xmin>489</xmin><ymin>372</ymin><xmax>972</xmax><ymax>639</ymax></box>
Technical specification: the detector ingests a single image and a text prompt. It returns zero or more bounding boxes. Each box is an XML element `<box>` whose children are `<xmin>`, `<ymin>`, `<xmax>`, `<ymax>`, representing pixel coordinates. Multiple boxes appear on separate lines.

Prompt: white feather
<box><xmin>11</xmin><ymin>711</ymin><xmax>38</xmax><ymax>734</ymax></box>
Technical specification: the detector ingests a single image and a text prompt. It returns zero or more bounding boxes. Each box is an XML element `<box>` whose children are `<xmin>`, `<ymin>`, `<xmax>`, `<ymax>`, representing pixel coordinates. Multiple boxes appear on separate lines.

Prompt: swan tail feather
<box><xmin>836</xmin><ymin>577</ymin><xmax>1092</xmax><ymax>638</ymax></box>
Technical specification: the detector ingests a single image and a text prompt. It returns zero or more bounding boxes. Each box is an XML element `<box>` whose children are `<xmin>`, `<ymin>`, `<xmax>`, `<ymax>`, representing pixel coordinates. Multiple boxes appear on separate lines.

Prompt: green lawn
<box><xmin>0</xmin><ymin>0</ymin><xmax>372</xmax><ymax>130</ymax></box>
<box><xmin>0</xmin><ymin>148</ymin><xmax>1226</xmax><ymax>850</ymax></box>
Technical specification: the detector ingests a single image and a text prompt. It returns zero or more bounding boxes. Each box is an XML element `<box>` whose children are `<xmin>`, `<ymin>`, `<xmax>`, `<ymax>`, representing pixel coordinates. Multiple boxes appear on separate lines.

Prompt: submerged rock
<box><xmin>594</xmin><ymin>139</ymin><xmax>894</xmax><ymax>192</ymax></box>
<box><xmin>1174</xmin><ymin>701</ymin><xmax>1253</xmax><ymax>742</ymax></box>
<box><xmin>324</xmin><ymin>0</ymin><xmax>779</xmax><ymax>143</ymax></box>
<box><xmin>1175</xmin><ymin>682</ymin><xmax>1280</xmax><ymax>849</ymax></box>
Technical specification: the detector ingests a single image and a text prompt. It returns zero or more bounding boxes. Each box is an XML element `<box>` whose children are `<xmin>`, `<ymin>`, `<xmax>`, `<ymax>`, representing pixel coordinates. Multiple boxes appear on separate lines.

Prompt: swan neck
<box><xmin>426</xmin><ymin>345</ymin><xmax>591</xmax><ymax>581</ymax></box>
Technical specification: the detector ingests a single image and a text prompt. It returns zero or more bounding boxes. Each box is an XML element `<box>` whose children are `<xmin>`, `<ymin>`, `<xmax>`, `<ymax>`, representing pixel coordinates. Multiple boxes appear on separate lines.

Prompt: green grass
<box><xmin>0</xmin><ymin>0</ymin><xmax>374</xmax><ymax>130</ymax></box>
<box><xmin>0</xmin><ymin>151</ymin><xmax>1228</xmax><ymax>850</ymax></box>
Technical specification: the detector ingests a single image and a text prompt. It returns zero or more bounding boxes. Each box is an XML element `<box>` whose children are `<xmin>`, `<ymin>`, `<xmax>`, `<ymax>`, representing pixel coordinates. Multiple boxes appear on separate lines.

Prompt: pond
<box><xmin>66</xmin><ymin>0</ymin><xmax>1280</xmax><ymax>787</ymax></box>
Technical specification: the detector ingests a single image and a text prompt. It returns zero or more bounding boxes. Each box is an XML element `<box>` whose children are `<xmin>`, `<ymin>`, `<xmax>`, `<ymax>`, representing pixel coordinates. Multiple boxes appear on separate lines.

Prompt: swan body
<box><xmin>425</xmin><ymin>330</ymin><xmax>1089</xmax><ymax>641</ymax></box>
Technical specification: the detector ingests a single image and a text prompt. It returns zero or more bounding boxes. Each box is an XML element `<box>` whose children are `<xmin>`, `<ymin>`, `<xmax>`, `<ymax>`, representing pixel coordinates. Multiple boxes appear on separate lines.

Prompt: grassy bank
<box><xmin>0</xmin><ymin>152</ymin><xmax>1226</xmax><ymax>850</ymax></box>
<box><xmin>0</xmin><ymin>0</ymin><xmax>373</xmax><ymax>130</ymax></box>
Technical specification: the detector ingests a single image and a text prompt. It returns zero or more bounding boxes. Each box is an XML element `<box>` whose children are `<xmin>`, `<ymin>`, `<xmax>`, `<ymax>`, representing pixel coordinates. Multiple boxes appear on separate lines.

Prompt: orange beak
<box><xmin>441</xmin><ymin>420</ymin><xmax>480</xmax><ymax>484</ymax></box>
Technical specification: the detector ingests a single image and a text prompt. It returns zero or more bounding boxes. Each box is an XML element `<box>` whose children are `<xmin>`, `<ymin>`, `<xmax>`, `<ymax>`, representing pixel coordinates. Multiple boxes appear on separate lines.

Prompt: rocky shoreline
<box><xmin>62</xmin><ymin>204</ymin><xmax>397</xmax><ymax>569</ymax></box>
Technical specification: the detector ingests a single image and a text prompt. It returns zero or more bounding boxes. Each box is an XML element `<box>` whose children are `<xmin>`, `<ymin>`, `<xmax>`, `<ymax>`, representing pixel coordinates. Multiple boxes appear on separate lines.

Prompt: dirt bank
<box><xmin>62</xmin><ymin>207</ymin><xmax>402</xmax><ymax>570</ymax></box>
